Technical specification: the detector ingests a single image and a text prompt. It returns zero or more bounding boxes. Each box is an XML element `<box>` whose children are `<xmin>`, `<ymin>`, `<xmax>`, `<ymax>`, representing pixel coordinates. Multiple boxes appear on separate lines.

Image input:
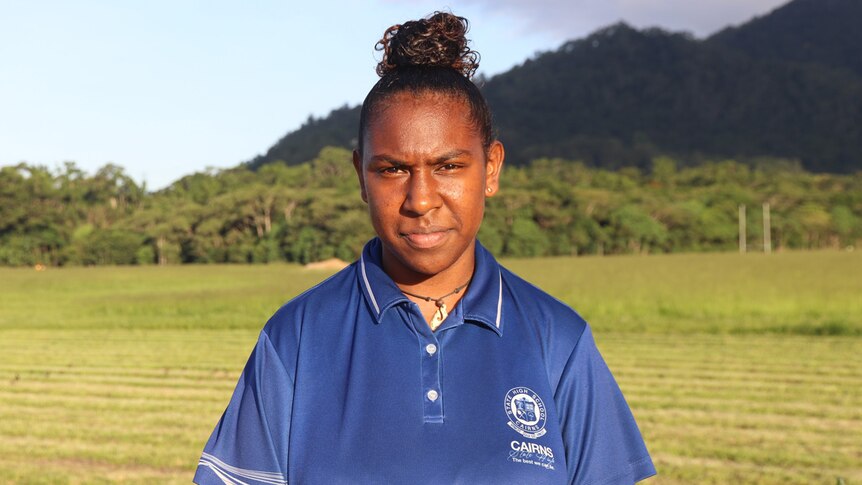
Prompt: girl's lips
<box><xmin>402</xmin><ymin>230</ymin><xmax>450</xmax><ymax>249</ymax></box>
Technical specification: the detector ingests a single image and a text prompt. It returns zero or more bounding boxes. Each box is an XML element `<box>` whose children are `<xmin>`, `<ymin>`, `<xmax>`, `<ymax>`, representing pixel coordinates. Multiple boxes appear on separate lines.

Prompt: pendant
<box><xmin>430</xmin><ymin>303</ymin><xmax>448</xmax><ymax>331</ymax></box>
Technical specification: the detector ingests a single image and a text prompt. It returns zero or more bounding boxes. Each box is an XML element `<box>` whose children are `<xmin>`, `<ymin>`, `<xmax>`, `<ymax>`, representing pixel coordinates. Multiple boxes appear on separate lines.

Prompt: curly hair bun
<box><xmin>375</xmin><ymin>12</ymin><xmax>480</xmax><ymax>79</ymax></box>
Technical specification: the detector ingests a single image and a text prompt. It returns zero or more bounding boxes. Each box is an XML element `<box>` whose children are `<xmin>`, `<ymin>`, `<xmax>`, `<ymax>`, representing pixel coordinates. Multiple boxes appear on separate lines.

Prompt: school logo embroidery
<box><xmin>504</xmin><ymin>387</ymin><xmax>547</xmax><ymax>439</ymax></box>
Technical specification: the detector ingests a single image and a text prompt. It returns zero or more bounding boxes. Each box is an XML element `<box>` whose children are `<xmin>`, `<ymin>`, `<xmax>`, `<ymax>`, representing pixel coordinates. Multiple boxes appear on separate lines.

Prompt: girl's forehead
<box><xmin>384</xmin><ymin>90</ymin><xmax>456</xmax><ymax>109</ymax></box>
<box><xmin>369</xmin><ymin>93</ymin><xmax>473</xmax><ymax>132</ymax></box>
<box><xmin>363</xmin><ymin>95</ymin><xmax>484</xmax><ymax>160</ymax></box>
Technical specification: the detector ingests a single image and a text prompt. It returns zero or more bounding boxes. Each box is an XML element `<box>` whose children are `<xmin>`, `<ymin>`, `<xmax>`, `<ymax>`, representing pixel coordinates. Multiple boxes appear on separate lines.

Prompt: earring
<box><xmin>487</xmin><ymin>187</ymin><xmax>492</xmax><ymax>192</ymax></box>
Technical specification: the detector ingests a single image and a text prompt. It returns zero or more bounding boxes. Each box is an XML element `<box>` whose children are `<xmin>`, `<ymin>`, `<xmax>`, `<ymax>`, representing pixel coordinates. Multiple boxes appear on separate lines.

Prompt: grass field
<box><xmin>0</xmin><ymin>250</ymin><xmax>860</xmax><ymax>484</ymax></box>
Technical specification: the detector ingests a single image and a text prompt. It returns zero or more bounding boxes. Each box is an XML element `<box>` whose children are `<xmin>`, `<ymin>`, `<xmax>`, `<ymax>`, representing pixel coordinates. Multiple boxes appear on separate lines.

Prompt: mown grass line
<box><xmin>629</xmin><ymin>394</ymin><xmax>860</xmax><ymax>420</ymax></box>
<box><xmin>612</xmin><ymin>362</ymin><xmax>862</xmax><ymax>379</ymax></box>
<box><xmin>6</xmin><ymin>364</ymin><xmax>856</xmax><ymax>400</ymax></box>
<box><xmin>0</xmin><ymin>406</ymin><xmax>223</xmax><ymax>433</ymax></box>
<box><xmin>0</xmin><ymin>372</ymin><xmax>240</xmax><ymax>392</ymax></box>
<box><xmin>618</xmin><ymin>375</ymin><xmax>860</xmax><ymax>396</ymax></box>
<box><xmin>643</xmin><ymin>421</ymin><xmax>859</xmax><ymax>459</ymax></box>
<box><xmin>616</xmin><ymin>368</ymin><xmax>861</xmax><ymax>388</ymax></box>
<box><xmin>651</xmin><ymin>452</ymin><xmax>858</xmax><ymax>485</ymax></box>
<box><xmin>0</xmin><ymin>363</ymin><xmax>238</xmax><ymax>376</ymax></box>
<box><xmin>0</xmin><ymin>384</ymin><xmax>233</xmax><ymax>405</ymax></box>
<box><xmin>626</xmin><ymin>388</ymin><xmax>856</xmax><ymax>409</ymax></box>
<box><xmin>0</xmin><ymin>422</ymin><xmax>214</xmax><ymax>452</ymax></box>
<box><xmin>8</xmin><ymin>373</ymin><xmax>852</xmax><ymax>417</ymax></box>
<box><xmin>637</xmin><ymin>407</ymin><xmax>862</xmax><ymax>431</ymax></box>
<box><xmin>0</xmin><ymin>434</ymin><xmax>201</xmax><ymax>470</ymax></box>
<box><xmin>646</xmin><ymin>433</ymin><xmax>855</xmax><ymax>470</ymax></box>
<box><xmin>0</xmin><ymin>391</ymin><xmax>228</xmax><ymax>415</ymax></box>
<box><xmin>0</xmin><ymin>457</ymin><xmax>184</xmax><ymax>485</ymax></box>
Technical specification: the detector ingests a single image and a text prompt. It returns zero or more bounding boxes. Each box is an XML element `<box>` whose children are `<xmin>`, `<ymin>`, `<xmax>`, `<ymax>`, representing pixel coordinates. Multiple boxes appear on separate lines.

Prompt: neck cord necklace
<box><xmin>400</xmin><ymin>279</ymin><xmax>470</xmax><ymax>330</ymax></box>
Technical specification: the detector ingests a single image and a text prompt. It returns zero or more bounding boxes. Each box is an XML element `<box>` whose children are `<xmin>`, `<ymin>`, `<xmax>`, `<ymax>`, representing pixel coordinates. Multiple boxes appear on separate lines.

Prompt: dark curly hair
<box><xmin>357</xmin><ymin>12</ymin><xmax>494</xmax><ymax>155</ymax></box>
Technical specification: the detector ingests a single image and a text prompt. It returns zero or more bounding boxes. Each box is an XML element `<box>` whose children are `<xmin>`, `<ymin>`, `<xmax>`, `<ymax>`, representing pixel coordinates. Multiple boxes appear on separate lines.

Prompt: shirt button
<box><xmin>425</xmin><ymin>344</ymin><xmax>437</xmax><ymax>355</ymax></box>
<box><xmin>426</xmin><ymin>389</ymin><xmax>439</xmax><ymax>401</ymax></box>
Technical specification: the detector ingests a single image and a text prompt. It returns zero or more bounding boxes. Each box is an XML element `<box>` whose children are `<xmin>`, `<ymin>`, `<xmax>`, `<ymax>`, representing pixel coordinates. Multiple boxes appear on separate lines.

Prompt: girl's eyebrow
<box><xmin>368</xmin><ymin>154</ymin><xmax>404</xmax><ymax>165</ymax></box>
<box><xmin>433</xmin><ymin>150</ymin><xmax>471</xmax><ymax>164</ymax></box>
<box><xmin>369</xmin><ymin>149</ymin><xmax>472</xmax><ymax>166</ymax></box>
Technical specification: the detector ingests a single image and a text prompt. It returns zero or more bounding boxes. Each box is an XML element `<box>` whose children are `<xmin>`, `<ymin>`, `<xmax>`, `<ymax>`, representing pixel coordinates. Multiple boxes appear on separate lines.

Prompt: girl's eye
<box><xmin>380</xmin><ymin>166</ymin><xmax>404</xmax><ymax>174</ymax></box>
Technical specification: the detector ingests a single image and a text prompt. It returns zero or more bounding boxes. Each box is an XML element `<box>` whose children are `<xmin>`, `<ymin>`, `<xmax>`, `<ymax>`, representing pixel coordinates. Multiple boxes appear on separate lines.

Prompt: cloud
<box><xmin>456</xmin><ymin>0</ymin><xmax>790</xmax><ymax>40</ymax></box>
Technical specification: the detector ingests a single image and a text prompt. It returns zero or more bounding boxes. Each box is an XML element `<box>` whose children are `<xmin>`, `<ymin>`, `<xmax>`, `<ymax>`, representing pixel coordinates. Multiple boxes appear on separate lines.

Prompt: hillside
<box><xmin>245</xmin><ymin>105</ymin><xmax>360</xmax><ymax>171</ymax></box>
<box><xmin>245</xmin><ymin>0</ymin><xmax>862</xmax><ymax>173</ymax></box>
<box><xmin>709</xmin><ymin>0</ymin><xmax>862</xmax><ymax>77</ymax></box>
<box><xmin>485</xmin><ymin>23</ymin><xmax>862</xmax><ymax>172</ymax></box>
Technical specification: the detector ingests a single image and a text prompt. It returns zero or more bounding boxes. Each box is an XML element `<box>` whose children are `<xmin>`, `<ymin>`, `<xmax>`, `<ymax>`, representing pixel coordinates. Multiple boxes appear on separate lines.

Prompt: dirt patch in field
<box><xmin>303</xmin><ymin>258</ymin><xmax>349</xmax><ymax>271</ymax></box>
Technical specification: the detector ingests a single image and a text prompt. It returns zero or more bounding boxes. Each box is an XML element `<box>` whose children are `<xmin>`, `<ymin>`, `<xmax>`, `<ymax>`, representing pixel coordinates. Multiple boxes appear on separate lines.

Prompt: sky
<box><xmin>0</xmin><ymin>0</ymin><xmax>788</xmax><ymax>190</ymax></box>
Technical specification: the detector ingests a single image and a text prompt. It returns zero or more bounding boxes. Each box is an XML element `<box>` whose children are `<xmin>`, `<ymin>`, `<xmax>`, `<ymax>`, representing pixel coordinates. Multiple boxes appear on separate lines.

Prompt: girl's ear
<box><xmin>484</xmin><ymin>141</ymin><xmax>504</xmax><ymax>197</ymax></box>
<box><xmin>353</xmin><ymin>150</ymin><xmax>368</xmax><ymax>203</ymax></box>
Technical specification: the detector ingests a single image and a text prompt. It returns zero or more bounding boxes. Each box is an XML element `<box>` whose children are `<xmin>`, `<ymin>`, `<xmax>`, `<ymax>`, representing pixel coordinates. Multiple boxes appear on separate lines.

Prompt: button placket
<box><xmin>403</xmin><ymin>301</ymin><xmax>445</xmax><ymax>424</ymax></box>
<box><xmin>421</xmin><ymin>333</ymin><xmax>443</xmax><ymax>423</ymax></box>
<box><xmin>412</xmin><ymin>322</ymin><xmax>442</xmax><ymax>423</ymax></box>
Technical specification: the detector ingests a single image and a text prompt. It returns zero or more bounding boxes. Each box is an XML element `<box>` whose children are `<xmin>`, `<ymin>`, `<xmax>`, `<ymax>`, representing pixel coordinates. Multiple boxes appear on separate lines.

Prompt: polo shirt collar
<box><xmin>358</xmin><ymin>238</ymin><xmax>504</xmax><ymax>336</ymax></box>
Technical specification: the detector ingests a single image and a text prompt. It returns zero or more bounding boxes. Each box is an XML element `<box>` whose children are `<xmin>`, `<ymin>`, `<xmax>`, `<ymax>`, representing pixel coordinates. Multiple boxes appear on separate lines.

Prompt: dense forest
<box><xmin>247</xmin><ymin>0</ymin><xmax>862</xmax><ymax>174</ymax></box>
<box><xmin>708</xmin><ymin>0</ymin><xmax>862</xmax><ymax>77</ymax></box>
<box><xmin>2</xmin><ymin>148</ymin><xmax>860</xmax><ymax>267</ymax></box>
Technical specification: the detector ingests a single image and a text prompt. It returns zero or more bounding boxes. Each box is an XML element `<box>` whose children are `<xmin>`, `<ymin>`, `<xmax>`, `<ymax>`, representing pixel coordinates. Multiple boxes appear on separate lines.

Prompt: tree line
<box><xmin>1</xmin><ymin>147</ymin><xmax>860</xmax><ymax>267</ymax></box>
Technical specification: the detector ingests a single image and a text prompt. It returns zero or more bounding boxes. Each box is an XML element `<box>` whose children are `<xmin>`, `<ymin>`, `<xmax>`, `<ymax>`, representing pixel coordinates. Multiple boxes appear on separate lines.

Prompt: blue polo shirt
<box><xmin>195</xmin><ymin>238</ymin><xmax>655</xmax><ymax>485</ymax></box>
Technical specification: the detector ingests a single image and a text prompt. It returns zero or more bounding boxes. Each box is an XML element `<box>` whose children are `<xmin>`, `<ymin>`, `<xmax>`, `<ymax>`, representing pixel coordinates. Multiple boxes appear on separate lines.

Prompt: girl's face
<box><xmin>354</xmin><ymin>92</ymin><xmax>504</xmax><ymax>282</ymax></box>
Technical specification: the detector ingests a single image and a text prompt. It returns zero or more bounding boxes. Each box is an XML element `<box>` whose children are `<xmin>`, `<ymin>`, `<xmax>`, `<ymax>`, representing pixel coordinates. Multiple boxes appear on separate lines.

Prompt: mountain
<box><xmin>245</xmin><ymin>105</ymin><xmax>360</xmax><ymax>171</ymax></box>
<box><xmin>245</xmin><ymin>0</ymin><xmax>862</xmax><ymax>173</ymax></box>
<box><xmin>709</xmin><ymin>0</ymin><xmax>862</xmax><ymax>77</ymax></box>
<box><xmin>485</xmin><ymin>22</ymin><xmax>862</xmax><ymax>173</ymax></box>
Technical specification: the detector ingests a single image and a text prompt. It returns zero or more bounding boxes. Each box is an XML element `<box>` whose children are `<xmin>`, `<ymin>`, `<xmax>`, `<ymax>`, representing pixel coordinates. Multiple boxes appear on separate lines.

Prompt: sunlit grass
<box><xmin>0</xmin><ymin>250</ymin><xmax>860</xmax><ymax>484</ymax></box>
<box><xmin>504</xmin><ymin>250</ymin><xmax>862</xmax><ymax>335</ymax></box>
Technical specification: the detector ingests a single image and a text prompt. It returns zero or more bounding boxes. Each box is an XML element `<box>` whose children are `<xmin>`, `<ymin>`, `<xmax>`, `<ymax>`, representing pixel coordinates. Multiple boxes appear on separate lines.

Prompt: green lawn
<box><xmin>1</xmin><ymin>250</ymin><xmax>860</xmax><ymax>484</ymax></box>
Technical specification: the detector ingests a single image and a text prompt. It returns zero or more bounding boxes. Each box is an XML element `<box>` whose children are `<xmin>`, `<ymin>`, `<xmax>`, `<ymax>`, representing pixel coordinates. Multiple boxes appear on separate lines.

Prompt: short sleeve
<box><xmin>194</xmin><ymin>331</ymin><xmax>293</xmax><ymax>485</ymax></box>
<box><xmin>555</xmin><ymin>325</ymin><xmax>656</xmax><ymax>485</ymax></box>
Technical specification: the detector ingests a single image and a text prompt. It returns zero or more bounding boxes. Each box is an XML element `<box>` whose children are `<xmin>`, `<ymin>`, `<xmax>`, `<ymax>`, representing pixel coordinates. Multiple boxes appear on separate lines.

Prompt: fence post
<box><xmin>763</xmin><ymin>202</ymin><xmax>772</xmax><ymax>254</ymax></box>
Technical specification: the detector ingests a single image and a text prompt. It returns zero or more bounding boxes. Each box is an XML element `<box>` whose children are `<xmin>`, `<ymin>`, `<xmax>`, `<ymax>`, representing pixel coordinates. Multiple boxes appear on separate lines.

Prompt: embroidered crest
<box><xmin>504</xmin><ymin>387</ymin><xmax>547</xmax><ymax>439</ymax></box>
